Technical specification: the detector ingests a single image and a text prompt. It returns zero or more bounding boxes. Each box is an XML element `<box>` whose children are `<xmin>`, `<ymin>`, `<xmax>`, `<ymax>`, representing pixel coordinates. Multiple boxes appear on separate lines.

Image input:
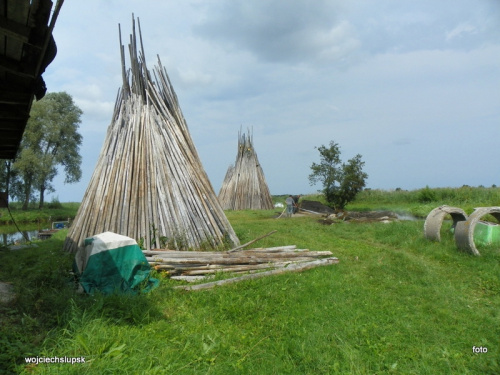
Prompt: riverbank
<box><xmin>0</xmin><ymin>202</ymin><xmax>80</xmax><ymax>226</ymax></box>
<box><xmin>3</xmin><ymin>186</ymin><xmax>499</xmax><ymax>227</ymax></box>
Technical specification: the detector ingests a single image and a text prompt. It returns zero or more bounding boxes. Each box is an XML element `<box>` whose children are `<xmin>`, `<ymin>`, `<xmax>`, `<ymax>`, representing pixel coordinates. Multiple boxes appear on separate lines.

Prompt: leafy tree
<box><xmin>12</xmin><ymin>92</ymin><xmax>83</xmax><ymax>209</ymax></box>
<box><xmin>0</xmin><ymin>160</ymin><xmax>15</xmax><ymax>198</ymax></box>
<box><xmin>10</xmin><ymin>148</ymin><xmax>39</xmax><ymax>209</ymax></box>
<box><xmin>308</xmin><ymin>141</ymin><xmax>368</xmax><ymax>210</ymax></box>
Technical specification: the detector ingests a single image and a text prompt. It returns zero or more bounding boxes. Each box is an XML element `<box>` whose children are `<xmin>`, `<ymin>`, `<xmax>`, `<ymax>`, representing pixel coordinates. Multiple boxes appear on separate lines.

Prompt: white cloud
<box><xmin>446</xmin><ymin>23</ymin><xmax>477</xmax><ymax>41</ymax></box>
<box><xmin>74</xmin><ymin>99</ymin><xmax>114</xmax><ymax>122</ymax></box>
<box><xmin>177</xmin><ymin>69</ymin><xmax>213</xmax><ymax>87</ymax></box>
<box><xmin>38</xmin><ymin>0</ymin><xmax>500</xmax><ymax>202</ymax></box>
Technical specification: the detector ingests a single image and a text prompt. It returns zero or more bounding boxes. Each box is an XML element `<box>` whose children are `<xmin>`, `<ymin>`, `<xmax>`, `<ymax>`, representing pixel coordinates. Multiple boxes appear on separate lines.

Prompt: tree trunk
<box><xmin>22</xmin><ymin>177</ymin><xmax>32</xmax><ymax>211</ymax></box>
<box><xmin>39</xmin><ymin>184</ymin><xmax>45</xmax><ymax>209</ymax></box>
<box><xmin>4</xmin><ymin>160</ymin><xmax>11</xmax><ymax>198</ymax></box>
<box><xmin>22</xmin><ymin>186</ymin><xmax>30</xmax><ymax>210</ymax></box>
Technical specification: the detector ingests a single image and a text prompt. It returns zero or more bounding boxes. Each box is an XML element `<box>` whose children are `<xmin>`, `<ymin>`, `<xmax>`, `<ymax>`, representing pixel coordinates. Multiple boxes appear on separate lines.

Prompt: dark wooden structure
<box><xmin>0</xmin><ymin>0</ymin><xmax>63</xmax><ymax>159</ymax></box>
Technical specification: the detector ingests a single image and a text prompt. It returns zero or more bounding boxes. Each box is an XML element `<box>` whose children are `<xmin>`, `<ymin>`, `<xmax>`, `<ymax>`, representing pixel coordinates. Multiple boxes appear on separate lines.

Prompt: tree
<box><xmin>308</xmin><ymin>141</ymin><xmax>368</xmax><ymax>210</ymax></box>
<box><xmin>12</xmin><ymin>92</ymin><xmax>83</xmax><ymax>209</ymax></box>
<box><xmin>0</xmin><ymin>160</ymin><xmax>15</xmax><ymax>198</ymax></box>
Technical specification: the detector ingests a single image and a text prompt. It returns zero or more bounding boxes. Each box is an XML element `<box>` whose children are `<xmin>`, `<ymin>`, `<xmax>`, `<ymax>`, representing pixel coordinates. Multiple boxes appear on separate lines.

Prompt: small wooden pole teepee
<box><xmin>64</xmin><ymin>15</ymin><xmax>239</xmax><ymax>252</ymax></box>
<box><xmin>218</xmin><ymin>129</ymin><xmax>274</xmax><ymax>210</ymax></box>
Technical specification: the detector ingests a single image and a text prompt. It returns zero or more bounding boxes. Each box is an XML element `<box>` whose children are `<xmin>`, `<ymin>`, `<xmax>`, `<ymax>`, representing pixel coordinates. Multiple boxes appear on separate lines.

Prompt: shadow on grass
<box><xmin>0</xmin><ymin>231</ymin><xmax>164</xmax><ymax>374</ymax></box>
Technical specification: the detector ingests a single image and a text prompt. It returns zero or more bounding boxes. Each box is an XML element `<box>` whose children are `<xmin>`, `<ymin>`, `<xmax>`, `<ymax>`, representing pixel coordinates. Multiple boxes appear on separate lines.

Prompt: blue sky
<box><xmin>44</xmin><ymin>0</ymin><xmax>500</xmax><ymax>202</ymax></box>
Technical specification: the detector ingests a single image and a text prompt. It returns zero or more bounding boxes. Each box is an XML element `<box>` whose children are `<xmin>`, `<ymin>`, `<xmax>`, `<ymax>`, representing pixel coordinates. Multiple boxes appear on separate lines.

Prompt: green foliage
<box><xmin>0</xmin><ymin>230</ymin><xmax>75</xmax><ymax>374</ymax></box>
<box><xmin>46</xmin><ymin>196</ymin><xmax>63</xmax><ymax>209</ymax></box>
<box><xmin>309</xmin><ymin>141</ymin><xmax>368</xmax><ymax>210</ymax></box>
<box><xmin>4</xmin><ymin>92</ymin><xmax>83</xmax><ymax>210</ymax></box>
<box><xmin>1</xmin><ymin>201</ymin><xmax>499</xmax><ymax>374</ymax></box>
<box><xmin>348</xmin><ymin>186</ymin><xmax>500</xmax><ymax>217</ymax></box>
<box><xmin>138</xmin><ymin>223</ymin><xmax>231</xmax><ymax>251</ymax></box>
<box><xmin>146</xmin><ymin>223</ymin><xmax>169</xmax><ymax>249</ymax></box>
<box><xmin>0</xmin><ymin>160</ymin><xmax>17</xmax><ymax>201</ymax></box>
<box><xmin>0</xmin><ymin>202</ymin><xmax>80</xmax><ymax>225</ymax></box>
<box><xmin>416</xmin><ymin>185</ymin><xmax>437</xmax><ymax>203</ymax></box>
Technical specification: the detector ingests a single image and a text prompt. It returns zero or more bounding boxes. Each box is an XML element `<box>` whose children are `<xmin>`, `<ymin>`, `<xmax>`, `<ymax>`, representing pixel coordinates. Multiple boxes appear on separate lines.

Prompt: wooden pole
<box><xmin>174</xmin><ymin>257</ymin><xmax>340</xmax><ymax>291</ymax></box>
<box><xmin>227</xmin><ymin>230</ymin><xmax>277</xmax><ymax>253</ymax></box>
<box><xmin>64</xmin><ymin>16</ymin><xmax>239</xmax><ymax>252</ymax></box>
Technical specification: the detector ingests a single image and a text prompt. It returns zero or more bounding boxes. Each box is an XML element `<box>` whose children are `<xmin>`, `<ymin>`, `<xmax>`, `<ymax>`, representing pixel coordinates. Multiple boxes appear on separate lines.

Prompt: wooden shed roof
<box><xmin>0</xmin><ymin>0</ymin><xmax>63</xmax><ymax>159</ymax></box>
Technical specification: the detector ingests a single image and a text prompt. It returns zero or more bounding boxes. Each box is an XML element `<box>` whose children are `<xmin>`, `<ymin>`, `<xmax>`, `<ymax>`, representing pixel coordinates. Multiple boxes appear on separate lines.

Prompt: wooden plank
<box><xmin>174</xmin><ymin>258</ymin><xmax>340</xmax><ymax>291</ymax></box>
<box><xmin>0</xmin><ymin>15</ymin><xmax>30</xmax><ymax>42</ymax></box>
<box><xmin>227</xmin><ymin>230</ymin><xmax>277</xmax><ymax>253</ymax></box>
<box><xmin>5</xmin><ymin>0</ymin><xmax>31</xmax><ymax>60</ymax></box>
<box><xmin>144</xmin><ymin>250</ymin><xmax>331</xmax><ymax>261</ymax></box>
<box><xmin>0</xmin><ymin>53</ymin><xmax>37</xmax><ymax>77</ymax></box>
<box><xmin>0</xmin><ymin>90</ymin><xmax>32</xmax><ymax>104</ymax></box>
<box><xmin>64</xmin><ymin>16</ymin><xmax>240</xmax><ymax>253</ymax></box>
<box><xmin>218</xmin><ymin>128</ymin><xmax>273</xmax><ymax>210</ymax></box>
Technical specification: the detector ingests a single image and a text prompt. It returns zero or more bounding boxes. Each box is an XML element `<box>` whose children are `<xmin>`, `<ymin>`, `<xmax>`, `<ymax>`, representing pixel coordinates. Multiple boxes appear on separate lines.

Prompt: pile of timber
<box><xmin>218</xmin><ymin>128</ymin><xmax>274</xmax><ymax>210</ymax></box>
<box><xmin>63</xmin><ymin>15</ymin><xmax>239</xmax><ymax>253</ymax></box>
<box><xmin>143</xmin><ymin>245</ymin><xmax>338</xmax><ymax>282</ymax></box>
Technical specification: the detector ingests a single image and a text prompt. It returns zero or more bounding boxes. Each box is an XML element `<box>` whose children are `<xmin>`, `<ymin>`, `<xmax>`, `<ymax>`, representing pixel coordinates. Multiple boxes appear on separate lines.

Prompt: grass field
<box><xmin>348</xmin><ymin>186</ymin><xmax>500</xmax><ymax>217</ymax></box>
<box><xmin>0</xmin><ymin>202</ymin><xmax>80</xmax><ymax>226</ymax></box>
<box><xmin>1</xmin><ymin>195</ymin><xmax>499</xmax><ymax>374</ymax></box>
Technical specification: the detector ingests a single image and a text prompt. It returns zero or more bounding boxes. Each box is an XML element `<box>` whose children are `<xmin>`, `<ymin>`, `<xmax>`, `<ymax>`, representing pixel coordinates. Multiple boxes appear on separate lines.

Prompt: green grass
<box><xmin>302</xmin><ymin>186</ymin><xmax>500</xmax><ymax>218</ymax></box>
<box><xmin>346</xmin><ymin>186</ymin><xmax>500</xmax><ymax>218</ymax></box>
<box><xmin>0</xmin><ymin>201</ymin><xmax>499</xmax><ymax>374</ymax></box>
<box><xmin>0</xmin><ymin>202</ymin><xmax>80</xmax><ymax>226</ymax></box>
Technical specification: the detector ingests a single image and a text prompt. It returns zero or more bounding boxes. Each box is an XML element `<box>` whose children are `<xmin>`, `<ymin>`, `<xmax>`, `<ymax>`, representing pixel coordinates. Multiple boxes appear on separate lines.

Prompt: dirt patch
<box><xmin>299</xmin><ymin>200</ymin><xmax>335</xmax><ymax>215</ymax></box>
<box><xmin>289</xmin><ymin>200</ymin><xmax>400</xmax><ymax>223</ymax></box>
<box><xmin>317</xmin><ymin>219</ymin><xmax>336</xmax><ymax>225</ymax></box>
<box><xmin>0</xmin><ymin>282</ymin><xmax>15</xmax><ymax>304</ymax></box>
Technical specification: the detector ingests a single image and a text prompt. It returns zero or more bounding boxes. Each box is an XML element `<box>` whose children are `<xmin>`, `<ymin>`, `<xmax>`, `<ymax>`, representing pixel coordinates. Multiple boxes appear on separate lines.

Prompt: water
<box><xmin>395</xmin><ymin>212</ymin><xmax>420</xmax><ymax>221</ymax></box>
<box><xmin>0</xmin><ymin>229</ymin><xmax>39</xmax><ymax>246</ymax></box>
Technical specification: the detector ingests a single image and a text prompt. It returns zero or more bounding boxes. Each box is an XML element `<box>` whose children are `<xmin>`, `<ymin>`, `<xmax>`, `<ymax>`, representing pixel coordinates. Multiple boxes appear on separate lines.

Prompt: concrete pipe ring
<box><xmin>424</xmin><ymin>205</ymin><xmax>468</xmax><ymax>242</ymax></box>
<box><xmin>454</xmin><ymin>207</ymin><xmax>500</xmax><ymax>256</ymax></box>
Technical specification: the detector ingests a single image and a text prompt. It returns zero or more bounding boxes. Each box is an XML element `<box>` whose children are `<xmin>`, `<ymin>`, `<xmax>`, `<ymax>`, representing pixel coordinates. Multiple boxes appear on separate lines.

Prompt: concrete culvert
<box><xmin>424</xmin><ymin>205</ymin><xmax>468</xmax><ymax>242</ymax></box>
<box><xmin>454</xmin><ymin>207</ymin><xmax>500</xmax><ymax>256</ymax></box>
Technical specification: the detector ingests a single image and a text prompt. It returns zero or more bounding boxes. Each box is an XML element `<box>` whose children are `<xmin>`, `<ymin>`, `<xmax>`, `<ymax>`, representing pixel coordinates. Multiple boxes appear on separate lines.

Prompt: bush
<box><xmin>308</xmin><ymin>141</ymin><xmax>368</xmax><ymax>210</ymax></box>
<box><xmin>416</xmin><ymin>186</ymin><xmax>437</xmax><ymax>203</ymax></box>
<box><xmin>47</xmin><ymin>196</ymin><xmax>63</xmax><ymax>209</ymax></box>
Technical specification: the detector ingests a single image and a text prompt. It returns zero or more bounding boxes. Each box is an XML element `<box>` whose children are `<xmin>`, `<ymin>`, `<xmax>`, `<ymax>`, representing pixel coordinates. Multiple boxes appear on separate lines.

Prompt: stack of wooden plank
<box><xmin>218</xmin><ymin>129</ymin><xmax>274</xmax><ymax>210</ymax></box>
<box><xmin>63</xmin><ymin>15</ymin><xmax>239</xmax><ymax>253</ymax></box>
<box><xmin>143</xmin><ymin>245</ymin><xmax>338</xmax><ymax>282</ymax></box>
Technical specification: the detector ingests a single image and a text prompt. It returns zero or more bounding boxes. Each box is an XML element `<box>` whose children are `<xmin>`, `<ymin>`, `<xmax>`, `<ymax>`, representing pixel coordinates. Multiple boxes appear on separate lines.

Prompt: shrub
<box><xmin>416</xmin><ymin>186</ymin><xmax>437</xmax><ymax>203</ymax></box>
<box><xmin>308</xmin><ymin>141</ymin><xmax>368</xmax><ymax>210</ymax></box>
<box><xmin>47</xmin><ymin>196</ymin><xmax>63</xmax><ymax>209</ymax></box>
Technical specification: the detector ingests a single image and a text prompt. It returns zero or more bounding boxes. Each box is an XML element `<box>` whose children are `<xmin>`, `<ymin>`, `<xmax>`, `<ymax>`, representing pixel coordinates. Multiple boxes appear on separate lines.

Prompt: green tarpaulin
<box><xmin>73</xmin><ymin>232</ymin><xmax>158</xmax><ymax>294</ymax></box>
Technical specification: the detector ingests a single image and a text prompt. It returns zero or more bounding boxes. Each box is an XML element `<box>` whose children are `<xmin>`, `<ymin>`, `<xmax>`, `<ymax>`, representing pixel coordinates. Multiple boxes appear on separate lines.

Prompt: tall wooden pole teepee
<box><xmin>64</xmin><ymin>16</ymin><xmax>239</xmax><ymax>252</ymax></box>
<box><xmin>218</xmin><ymin>129</ymin><xmax>274</xmax><ymax>210</ymax></box>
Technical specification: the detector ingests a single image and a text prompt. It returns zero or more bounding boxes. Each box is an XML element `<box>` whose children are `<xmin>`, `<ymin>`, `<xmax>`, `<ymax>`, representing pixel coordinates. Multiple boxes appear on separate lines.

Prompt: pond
<box><xmin>0</xmin><ymin>225</ymin><xmax>40</xmax><ymax>246</ymax></box>
<box><xmin>395</xmin><ymin>212</ymin><xmax>420</xmax><ymax>221</ymax></box>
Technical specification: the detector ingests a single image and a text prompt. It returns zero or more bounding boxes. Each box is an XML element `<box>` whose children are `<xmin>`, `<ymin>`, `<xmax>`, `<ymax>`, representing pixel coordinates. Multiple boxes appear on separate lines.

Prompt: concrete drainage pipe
<box><xmin>424</xmin><ymin>205</ymin><xmax>468</xmax><ymax>242</ymax></box>
<box><xmin>454</xmin><ymin>207</ymin><xmax>500</xmax><ymax>256</ymax></box>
